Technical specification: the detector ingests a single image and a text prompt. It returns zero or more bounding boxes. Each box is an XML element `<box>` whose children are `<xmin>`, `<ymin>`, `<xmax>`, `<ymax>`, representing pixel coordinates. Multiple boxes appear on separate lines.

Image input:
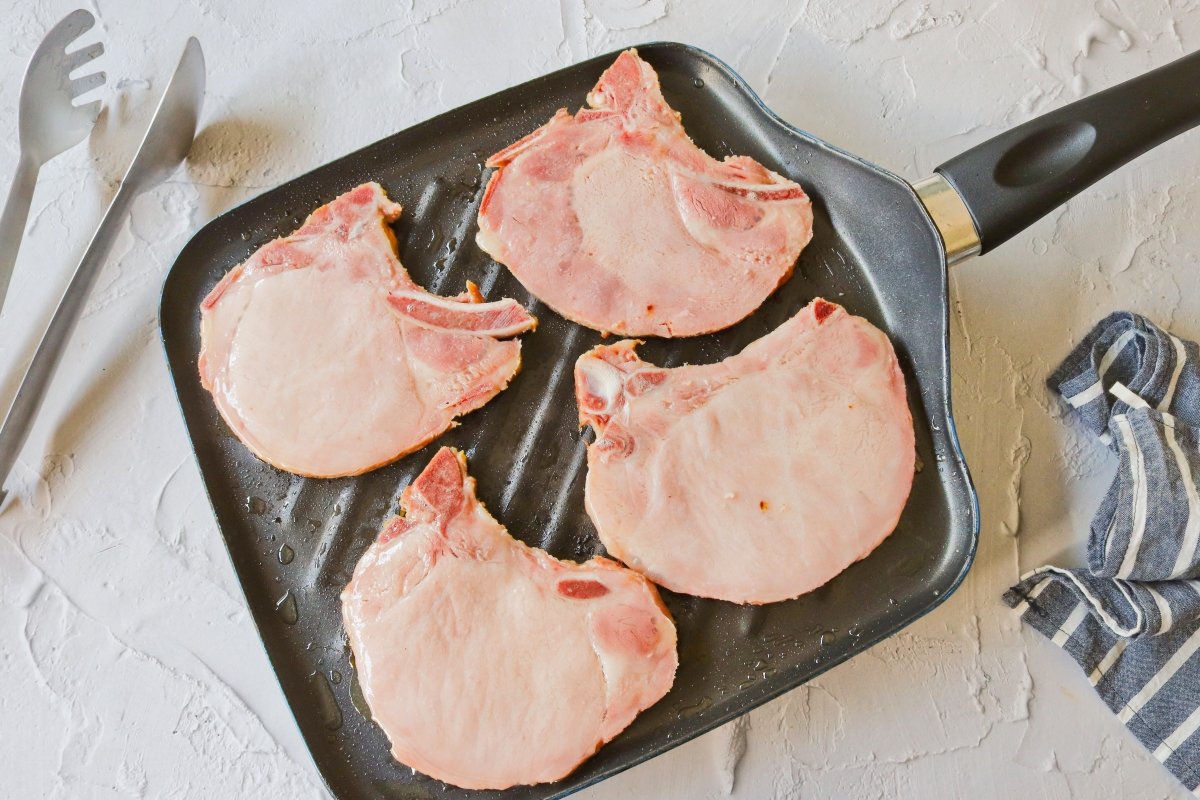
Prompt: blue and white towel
<box><xmin>1004</xmin><ymin>312</ymin><xmax>1200</xmax><ymax>793</ymax></box>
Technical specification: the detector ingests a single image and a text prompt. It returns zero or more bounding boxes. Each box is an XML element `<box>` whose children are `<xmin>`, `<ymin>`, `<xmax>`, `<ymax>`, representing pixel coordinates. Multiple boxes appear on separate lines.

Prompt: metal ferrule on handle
<box><xmin>912</xmin><ymin>174</ymin><xmax>981</xmax><ymax>265</ymax></box>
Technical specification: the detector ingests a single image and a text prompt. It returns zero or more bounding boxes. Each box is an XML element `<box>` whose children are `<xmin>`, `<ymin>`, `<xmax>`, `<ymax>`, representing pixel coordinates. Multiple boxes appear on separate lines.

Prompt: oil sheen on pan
<box><xmin>198</xmin><ymin>183</ymin><xmax>537</xmax><ymax>478</ymax></box>
<box><xmin>341</xmin><ymin>447</ymin><xmax>678</xmax><ymax>790</ymax></box>
<box><xmin>576</xmin><ymin>298</ymin><xmax>916</xmax><ymax>604</ymax></box>
<box><xmin>477</xmin><ymin>49</ymin><xmax>814</xmax><ymax>338</ymax></box>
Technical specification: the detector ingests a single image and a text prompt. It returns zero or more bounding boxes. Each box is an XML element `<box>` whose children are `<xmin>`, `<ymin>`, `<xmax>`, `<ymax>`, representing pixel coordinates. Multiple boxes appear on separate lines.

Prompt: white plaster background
<box><xmin>1</xmin><ymin>0</ymin><xmax>1198</xmax><ymax>797</ymax></box>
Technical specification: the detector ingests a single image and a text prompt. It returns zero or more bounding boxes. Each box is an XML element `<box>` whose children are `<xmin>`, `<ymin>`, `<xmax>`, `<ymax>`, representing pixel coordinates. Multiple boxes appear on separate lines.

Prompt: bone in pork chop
<box><xmin>575</xmin><ymin>299</ymin><xmax>915</xmax><ymax>604</ymax></box>
<box><xmin>477</xmin><ymin>49</ymin><xmax>813</xmax><ymax>337</ymax></box>
<box><xmin>199</xmin><ymin>183</ymin><xmax>536</xmax><ymax>478</ymax></box>
<box><xmin>341</xmin><ymin>447</ymin><xmax>678</xmax><ymax>790</ymax></box>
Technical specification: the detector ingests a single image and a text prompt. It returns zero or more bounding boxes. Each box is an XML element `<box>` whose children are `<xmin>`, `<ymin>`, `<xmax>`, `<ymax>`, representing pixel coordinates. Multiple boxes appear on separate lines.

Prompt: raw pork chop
<box><xmin>476</xmin><ymin>49</ymin><xmax>813</xmax><ymax>337</ymax></box>
<box><xmin>576</xmin><ymin>299</ymin><xmax>914</xmax><ymax>604</ymax></box>
<box><xmin>199</xmin><ymin>183</ymin><xmax>536</xmax><ymax>478</ymax></box>
<box><xmin>341</xmin><ymin>447</ymin><xmax>678</xmax><ymax>790</ymax></box>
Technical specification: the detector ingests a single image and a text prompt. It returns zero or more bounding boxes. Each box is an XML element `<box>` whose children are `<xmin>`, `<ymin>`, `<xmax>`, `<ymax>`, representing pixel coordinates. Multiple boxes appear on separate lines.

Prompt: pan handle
<box><xmin>922</xmin><ymin>48</ymin><xmax>1200</xmax><ymax>261</ymax></box>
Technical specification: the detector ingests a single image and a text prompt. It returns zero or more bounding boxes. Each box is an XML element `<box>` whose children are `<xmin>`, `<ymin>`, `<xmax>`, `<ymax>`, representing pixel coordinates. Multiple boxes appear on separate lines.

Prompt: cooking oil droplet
<box><xmin>457</xmin><ymin>167</ymin><xmax>480</xmax><ymax>189</ymax></box>
<box><xmin>819</xmin><ymin>629</ymin><xmax>837</xmax><ymax>647</ymax></box>
<box><xmin>246</xmin><ymin>496</ymin><xmax>267</xmax><ymax>515</ymax></box>
<box><xmin>240</xmin><ymin>232</ymin><xmax>250</xmax><ymax>241</ymax></box>
<box><xmin>888</xmin><ymin>597</ymin><xmax>898</xmax><ymax>606</ymax></box>
<box><xmin>275</xmin><ymin>590</ymin><xmax>298</xmax><ymax>625</ymax></box>
<box><xmin>679</xmin><ymin>696</ymin><xmax>713</xmax><ymax>715</ymax></box>
<box><xmin>310</xmin><ymin>672</ymin><xmax>343</xmax><ymax>731</ymax></box>
<box><xmin>330</xmin><ymin>669</ymin><xmax>343</xmax><ymax>685</ymax></box>
<box><xmin>693</xmin><ymin>77</ymin><xmax>705</xmax><ymax>88</ymax></box>
<box><xmin>278</xmin><ymin>544</ymin><xmax>295</xmax><ymax>565</ymax></box>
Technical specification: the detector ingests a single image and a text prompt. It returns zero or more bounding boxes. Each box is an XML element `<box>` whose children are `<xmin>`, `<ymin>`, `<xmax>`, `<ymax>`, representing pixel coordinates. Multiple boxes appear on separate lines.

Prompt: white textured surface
<box><xmin>2</xmin><ymin>1</ymin><xmax>1199</xmax><ymax>797</ymax></box>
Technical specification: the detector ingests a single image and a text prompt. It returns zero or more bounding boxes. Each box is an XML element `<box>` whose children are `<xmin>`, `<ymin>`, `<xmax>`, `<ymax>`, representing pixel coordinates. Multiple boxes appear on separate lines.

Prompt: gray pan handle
<box><xmin>916</xmin><ymin>48</ymin><xmax>1200</xmax><ymax>262</ymax></box>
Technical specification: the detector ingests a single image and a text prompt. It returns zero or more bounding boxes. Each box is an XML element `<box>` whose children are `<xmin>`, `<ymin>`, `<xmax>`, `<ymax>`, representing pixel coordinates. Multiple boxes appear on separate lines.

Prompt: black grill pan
<box><xmin>160</xmin><ymin>41</ymin><xmax>1200</xmax><ymax>799</ymax></box>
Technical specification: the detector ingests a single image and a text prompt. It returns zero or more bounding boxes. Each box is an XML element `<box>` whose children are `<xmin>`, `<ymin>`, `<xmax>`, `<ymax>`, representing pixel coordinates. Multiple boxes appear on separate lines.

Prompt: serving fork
<box><xmin>0</xmin><ymin>9</ymin><xmax>106</xmax><ymax>315</ymax></box>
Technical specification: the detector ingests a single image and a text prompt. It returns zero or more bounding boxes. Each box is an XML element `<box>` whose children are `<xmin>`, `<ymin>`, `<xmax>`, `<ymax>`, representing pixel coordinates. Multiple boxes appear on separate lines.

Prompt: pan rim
<box><xmin>157</xmin><ymin>39</ymin><xmax>982</xmax><ymax>800</ymax></box>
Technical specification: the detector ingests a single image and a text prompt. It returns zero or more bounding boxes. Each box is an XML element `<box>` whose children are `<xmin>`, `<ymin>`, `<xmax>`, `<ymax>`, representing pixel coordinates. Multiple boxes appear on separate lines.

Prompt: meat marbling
<box><xmin>476</xmin><ymin>49</ymin><xmax>814</xmax><ymax>338</ymax></box>
<box><xmin>199</xmin><ymin>183</ymin><xmax>536</xmax><ymax>478</ymax></box>
<box><xmin>341</xmin><ymin>447</ymin><xmax>678</xmax><ymax>790</ymax></box>
<box><xmin>575</xmin><ymin>299</ymin><xmax>915</xmax><ymax>604</ymax></box>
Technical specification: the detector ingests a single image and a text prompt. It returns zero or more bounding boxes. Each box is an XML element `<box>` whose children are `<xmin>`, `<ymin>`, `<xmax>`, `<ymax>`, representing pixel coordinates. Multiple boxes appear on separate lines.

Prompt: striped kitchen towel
<box><xmin>1004</xmin><ymin>312</ymin><xmax>1200</xmax><ymax>794</ymax></box>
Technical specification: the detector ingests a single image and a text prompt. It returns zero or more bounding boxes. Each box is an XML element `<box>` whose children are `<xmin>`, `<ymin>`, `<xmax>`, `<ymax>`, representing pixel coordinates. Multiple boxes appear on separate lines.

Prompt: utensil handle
<box><xmin>0</xmin><ymin>184</ymin><xmax>136</xmax><ymax>488</ymax></box>
<box><xmin>0</xmin><ymin>156</ymin><xmax>40</xmax><ymax>314</ymax></box>
<box><xmin>935</xmin><ymin>48</ymin><xmax>1200</xmax><ymax>255</ymax></box>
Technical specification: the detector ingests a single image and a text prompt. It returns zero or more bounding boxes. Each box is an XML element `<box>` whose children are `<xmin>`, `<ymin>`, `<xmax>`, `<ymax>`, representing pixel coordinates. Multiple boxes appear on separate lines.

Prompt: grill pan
<box><xmin>160</xmin><ymin>42</ymin><xmax>1200</xmax><ymax>799</ymax></box>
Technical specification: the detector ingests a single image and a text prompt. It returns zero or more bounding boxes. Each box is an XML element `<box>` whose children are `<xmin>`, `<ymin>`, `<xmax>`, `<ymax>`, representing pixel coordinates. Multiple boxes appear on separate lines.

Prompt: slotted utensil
<box><xmin>0</xmin><ymin>9</ymin><xmax>106</xmax><ymax>315</ymax></box>
<box><xmin>0</xmin><ymin>38</ymin><xmax>204</xmax><ymax>504</ymax></box>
